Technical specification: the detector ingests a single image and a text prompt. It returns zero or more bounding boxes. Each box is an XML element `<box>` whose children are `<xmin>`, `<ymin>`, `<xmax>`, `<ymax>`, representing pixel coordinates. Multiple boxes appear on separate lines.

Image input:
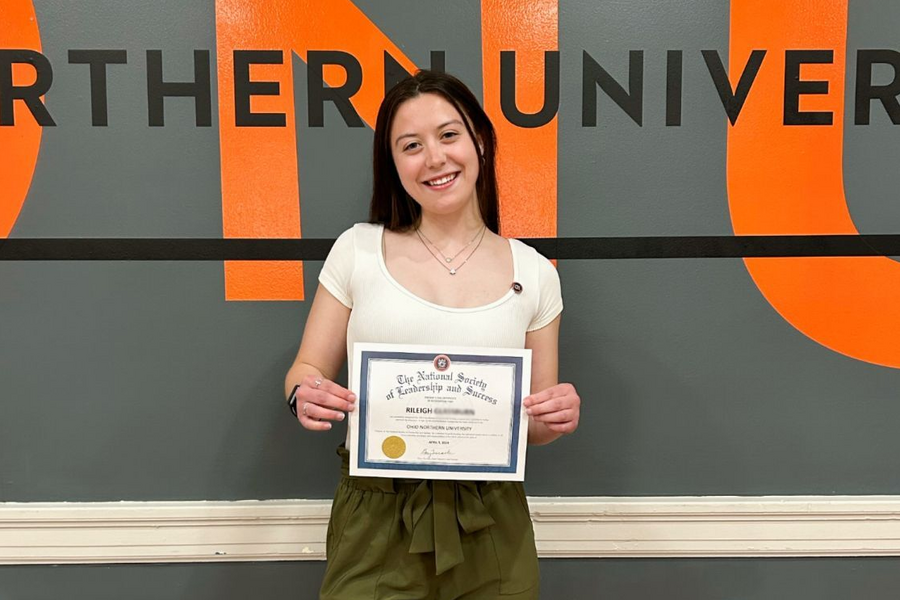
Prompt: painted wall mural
<box><xmin>2</xmin><ymin>0</ymin><xmax>899</xmax><ymax>371</ymax></box>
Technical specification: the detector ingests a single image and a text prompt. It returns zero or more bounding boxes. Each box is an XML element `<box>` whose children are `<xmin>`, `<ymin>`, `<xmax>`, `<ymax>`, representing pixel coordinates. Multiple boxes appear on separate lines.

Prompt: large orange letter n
<box><xmin>215</xmin><ymin>0</ymin><xmax>560</xmax><ymax>301</ymax></box>
<box><xmin>215</xmin><ymin>0</ymin><xmax>416</xmax><ymax>301</ymax></box>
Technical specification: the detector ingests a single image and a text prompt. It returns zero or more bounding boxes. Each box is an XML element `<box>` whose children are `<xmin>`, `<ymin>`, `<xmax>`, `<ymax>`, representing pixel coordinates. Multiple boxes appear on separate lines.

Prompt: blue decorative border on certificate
<box><xmin>358</xmin><ymin>350</ymin><xmax>523</xmax><ymax>474</ymax></box>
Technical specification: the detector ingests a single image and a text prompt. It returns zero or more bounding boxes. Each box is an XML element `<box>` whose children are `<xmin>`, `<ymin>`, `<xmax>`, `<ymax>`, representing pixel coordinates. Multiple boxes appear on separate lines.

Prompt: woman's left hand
<box><xmin>523</xmin><ymin>383</ymin><xmax>581</xmax><ymax>434</ymax></box>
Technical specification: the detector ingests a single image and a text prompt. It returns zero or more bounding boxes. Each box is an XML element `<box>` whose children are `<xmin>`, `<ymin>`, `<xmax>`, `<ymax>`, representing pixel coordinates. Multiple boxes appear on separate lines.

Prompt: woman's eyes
<box><xmin>402</xmin><ymin>132</ymin><xmax>459</xmax><ymax>152</ymax></box>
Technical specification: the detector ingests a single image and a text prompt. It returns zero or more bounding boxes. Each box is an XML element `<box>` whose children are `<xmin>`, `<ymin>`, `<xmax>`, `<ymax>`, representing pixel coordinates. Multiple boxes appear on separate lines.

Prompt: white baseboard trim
<box><xmin>2</xmin><ymin>496</ymin><xmax>900</xmax><ymax>564</ymax></box>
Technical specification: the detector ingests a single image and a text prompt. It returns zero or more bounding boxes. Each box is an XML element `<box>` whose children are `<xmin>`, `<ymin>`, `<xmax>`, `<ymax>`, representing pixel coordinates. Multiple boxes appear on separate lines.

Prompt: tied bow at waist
<box><xmin>337</xmin><ymin>446</ymin><xmax>497</xmax><ymax>576</ymax></box>
<box><xmin>401</xmin><ymin>480</ymin><xmax>496</xmax><ymax>575</ymax></box>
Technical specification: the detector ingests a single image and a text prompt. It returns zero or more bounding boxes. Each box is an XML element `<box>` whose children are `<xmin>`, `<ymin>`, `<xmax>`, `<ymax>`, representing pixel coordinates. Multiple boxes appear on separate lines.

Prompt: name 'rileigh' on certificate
<box><xmin>348</xmin><ymin>343</ymin><xmax>531</xmax><ymax>481</ymax></box>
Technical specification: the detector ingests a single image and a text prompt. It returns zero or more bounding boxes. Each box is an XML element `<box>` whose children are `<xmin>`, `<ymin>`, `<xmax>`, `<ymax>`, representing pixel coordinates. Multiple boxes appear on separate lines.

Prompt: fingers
<box><xmin>524</xmin><ymin>386</ymin><xmax>579</xmax><ymax>416</ymax></box>
<box><xmin>523</xmin><ymin>387</ymin><xmax>555</xmax><ymax>407</ymax></box>
<box><xmin>530</xmin><ymin>408</ymin><xmax>579</xmax><ymax>424</ymax></box>
<box><xmin>525</xmin><ymin>397</ymin><xmax>567</xmax><ymax>417</ymax></box>
<box><xmin>304</xmin><ymin>400</ymin><xmax>348</xmax><ymax>422</ymax></box>
<box><xmin>305</xmin><ymin>375</ymin><xmax>357</xmax><ymax>404</ymax></box>
<box><xmin>545</xmin><ymin>420</ymin><xmax>579</xmax><ymax>434</ymax></box>
<box><xmin>303</xmin><ymin>388</ymin><xmax>357</xmax><ymax>413</ymax></box>
<box><xmin>295</xmin><ymin>375</ymin><xmax>358</xmax><ymax>431</ymax></box>
<box><xmin>297</xmin><ymin>398</ymin><xmax>346</xmax><ymax>431</ymax></box>
<box><xmin>523</xmin><ymin>383</ymin><xmax>581</xmax><ymax>434</ymax></box>
<box><xmin>299</xmin><ymin>412</ymin><xmax>333</xmax><ymax>431</ymax></box>
<box><xmin>298</xmin><ymin>376</ymin><xmax>356</xmax><ymax>412</ymax></box>
<box><xmin>528</xmin><ymin>406</ymin><xmax>579</xmax><ymax>435</ymax></box>
<box><xmin>523</xmin><ymin>383</ymin><xmax>577</xmax><ymax>409</ymax></box>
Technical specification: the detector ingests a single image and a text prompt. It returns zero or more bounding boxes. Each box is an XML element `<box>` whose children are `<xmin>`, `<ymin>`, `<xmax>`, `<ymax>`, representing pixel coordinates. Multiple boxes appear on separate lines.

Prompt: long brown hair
<box><xmin>369</xmin><ymin>70</ymin><xmax>500</xmax><ymax>233</ymax></box>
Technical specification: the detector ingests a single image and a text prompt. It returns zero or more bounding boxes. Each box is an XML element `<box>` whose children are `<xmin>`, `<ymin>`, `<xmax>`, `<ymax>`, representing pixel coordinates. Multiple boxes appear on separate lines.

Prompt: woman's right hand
<box><xmin>294</xmin><ymin>374</ymin><xmax>357</xmax><ymax>431</ymax></box>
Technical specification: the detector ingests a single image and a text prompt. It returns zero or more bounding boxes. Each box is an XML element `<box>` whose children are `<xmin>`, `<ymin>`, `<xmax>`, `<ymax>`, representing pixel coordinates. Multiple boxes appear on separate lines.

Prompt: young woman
<box><xmin>284</xmin><ymin>70</ymin><xmax>580</xmax><ymax>600</ymax></box>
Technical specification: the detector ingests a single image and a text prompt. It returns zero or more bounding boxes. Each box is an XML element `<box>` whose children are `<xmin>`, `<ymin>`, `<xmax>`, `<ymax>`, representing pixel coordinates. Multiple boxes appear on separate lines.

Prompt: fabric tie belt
<box><xmin>401</xmin><ymin>479</ymin><xmax>496</xmax><ymax>575</ymax></box>
<box><xmin>343</xmin><ymin>476</ymin><xmax>497</xmax><ymax>576</ymax></box>
<box><xmin>338</xmin><ymin>446</ymin><xmax>496</xmax><ymax>576</ymax></box>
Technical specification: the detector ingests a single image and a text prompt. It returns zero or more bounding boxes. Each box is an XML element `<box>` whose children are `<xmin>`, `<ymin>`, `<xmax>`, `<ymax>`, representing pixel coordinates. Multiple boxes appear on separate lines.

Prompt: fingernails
<box><xmin>325</xmin><ymin>423</ymin><xmax>332</xmax><ymax>430</ymax></box>
<box><xmin>348</xmin><ymin>393</ymin><xmax>357</xmax><ymax>401</ymax></box>
<box><xmin>525</xmin><ymin>408</ymin><xmax>533</xmax><ymax>415</ymax></box>
<box><xmin>337</xmin><ymin>413</ymin><xmax>345</xmax><ymax>421</ymax></box>
<box><xmin>347</xmin><ymin>404</ymin><xmax>356</xmax><ymax>412</ymax></box>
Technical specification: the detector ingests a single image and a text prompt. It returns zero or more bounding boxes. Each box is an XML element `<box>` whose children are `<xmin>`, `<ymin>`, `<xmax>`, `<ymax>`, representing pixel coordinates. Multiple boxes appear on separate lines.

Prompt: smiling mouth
<box><xmin>423</xmin><ymin>172</ymin><xmax>459</xmax><ymax>187</ymax></box>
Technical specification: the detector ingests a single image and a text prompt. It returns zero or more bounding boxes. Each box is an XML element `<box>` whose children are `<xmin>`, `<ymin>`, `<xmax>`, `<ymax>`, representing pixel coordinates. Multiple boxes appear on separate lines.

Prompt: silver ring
<box><xmin>314</xmin><ymin>378</ymin><xmax>323</xmax><ymax>388</ymax></box>
<box><xmin>301</xmin><ymin>402</ymin><xmax>308</xmax><ymax>416</ymax></box>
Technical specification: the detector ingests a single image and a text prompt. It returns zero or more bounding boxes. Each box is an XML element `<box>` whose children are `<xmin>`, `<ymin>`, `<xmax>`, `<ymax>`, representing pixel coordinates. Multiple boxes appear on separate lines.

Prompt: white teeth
<box><xmin>426</xmin><ymin>173</ymin><xmax>457</xmax><ymax>186</ymax></box>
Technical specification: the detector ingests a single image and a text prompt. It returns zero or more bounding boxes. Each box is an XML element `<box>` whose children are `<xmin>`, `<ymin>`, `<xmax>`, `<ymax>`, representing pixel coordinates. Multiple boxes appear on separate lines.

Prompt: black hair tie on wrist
<box><xmin>287</xmin><ymin>384</ymin><xmax>302</xmax><ymax>417</ymax></box>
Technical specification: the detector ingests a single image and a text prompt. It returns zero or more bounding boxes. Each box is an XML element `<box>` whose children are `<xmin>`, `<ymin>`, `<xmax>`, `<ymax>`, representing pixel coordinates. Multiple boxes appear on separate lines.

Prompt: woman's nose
<box><xmin>424</xmin><ymin>143</ymin><xmax>446</xmax><ymax>168</ymax></box>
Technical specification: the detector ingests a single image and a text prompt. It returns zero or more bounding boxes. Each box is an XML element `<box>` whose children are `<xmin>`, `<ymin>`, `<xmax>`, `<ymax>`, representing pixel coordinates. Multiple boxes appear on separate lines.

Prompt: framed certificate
<box><xmin>349</xmin><ymin>342</ymin><xmax>532</xmax><ymax>481</ymax></box>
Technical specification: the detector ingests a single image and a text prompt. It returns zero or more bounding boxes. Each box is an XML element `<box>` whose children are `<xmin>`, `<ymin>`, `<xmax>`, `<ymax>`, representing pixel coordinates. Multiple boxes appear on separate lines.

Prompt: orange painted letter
<box><xmin>0</xmin><ymin>0</ymin><xmax>43</xmax><ymax>239</ymax></box>
<box><xmin>729</xmin><ymin>0</ymin><xmax>900</xmax><ymax>368</ymax></box>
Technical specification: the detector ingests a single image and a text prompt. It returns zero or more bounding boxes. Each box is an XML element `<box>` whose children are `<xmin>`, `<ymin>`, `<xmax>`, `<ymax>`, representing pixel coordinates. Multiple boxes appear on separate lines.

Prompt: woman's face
<box><xmin>389</xmin><ymin>93</ymin><xmax>481</xmax><ymax>219</ymax></box>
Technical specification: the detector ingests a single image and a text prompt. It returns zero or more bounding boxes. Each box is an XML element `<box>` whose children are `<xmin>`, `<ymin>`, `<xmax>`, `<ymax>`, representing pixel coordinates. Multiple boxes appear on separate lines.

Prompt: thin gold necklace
<box><xmin>415</xmin><ymin>225</ymin><xmax>484</xmax><ymax>263</ymax></box>
<box><xmin>416</xmin><ymin>226</ymin><xmax>487</xmax><ymax>275</ymax></box>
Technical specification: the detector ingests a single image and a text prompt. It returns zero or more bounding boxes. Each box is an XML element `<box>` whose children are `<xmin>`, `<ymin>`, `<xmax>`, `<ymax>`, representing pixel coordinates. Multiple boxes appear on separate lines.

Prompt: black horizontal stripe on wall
<box><xmin>1</xmin><ymin>235</ymin><xmax>899</xmax><ymax>261</ymax></box>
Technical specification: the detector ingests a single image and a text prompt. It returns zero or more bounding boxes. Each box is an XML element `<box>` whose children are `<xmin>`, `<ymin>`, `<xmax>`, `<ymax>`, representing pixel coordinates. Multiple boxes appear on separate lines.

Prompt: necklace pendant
<box><xmin>449</xmin><ymin>268</ymin><xmax>457</xmax><ymax>275</ymax></box>
<box><xmin>445</xmin><ymin>257</ymin><xmax>452</xmax><ymax>262</ymax></box>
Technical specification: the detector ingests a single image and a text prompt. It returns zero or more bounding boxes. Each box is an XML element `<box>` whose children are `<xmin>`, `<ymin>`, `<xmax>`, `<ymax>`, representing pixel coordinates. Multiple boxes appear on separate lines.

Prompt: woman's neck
<box><xmin>416</xmin><ymin>207</ymin><xmax>486</xmax><ymax>246</ymax></box>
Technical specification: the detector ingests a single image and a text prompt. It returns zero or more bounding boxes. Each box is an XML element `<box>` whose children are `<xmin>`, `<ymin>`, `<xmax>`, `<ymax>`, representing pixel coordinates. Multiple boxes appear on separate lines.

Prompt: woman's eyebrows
<box><xmin>394</xmin><ymin>120</ymin><xmax>465</xmax><ymax>145</ymax></box>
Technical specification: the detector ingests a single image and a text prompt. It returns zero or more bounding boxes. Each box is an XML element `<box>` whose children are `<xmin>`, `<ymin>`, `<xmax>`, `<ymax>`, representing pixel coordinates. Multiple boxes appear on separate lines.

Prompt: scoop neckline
<box><xmin>376</xmin><ymin>224</ymin><xmax>519</xmax><ymax>313</ymax></box>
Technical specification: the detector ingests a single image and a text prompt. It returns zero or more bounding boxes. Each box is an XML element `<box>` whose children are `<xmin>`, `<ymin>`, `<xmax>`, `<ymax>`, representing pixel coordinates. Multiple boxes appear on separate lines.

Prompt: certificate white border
<box><xmin>349</xmin><ymin>342</ymin><xmax>531</xmax><ymax>481</ymax></box>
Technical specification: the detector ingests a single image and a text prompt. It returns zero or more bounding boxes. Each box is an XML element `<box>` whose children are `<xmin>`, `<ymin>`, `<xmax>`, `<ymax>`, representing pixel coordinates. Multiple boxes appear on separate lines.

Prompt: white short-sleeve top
<box><xmin>319</xmin><ymin>223</ymin><xmax>563</xmax><ymax>379</ymax></box>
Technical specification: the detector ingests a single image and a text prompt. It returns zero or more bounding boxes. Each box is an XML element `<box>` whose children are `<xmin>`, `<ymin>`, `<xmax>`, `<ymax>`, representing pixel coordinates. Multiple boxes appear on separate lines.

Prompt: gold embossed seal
<box><xmin>382</xmin><ymin>436</ymin><xmax>406</xmax><ymax>459</ymax></box>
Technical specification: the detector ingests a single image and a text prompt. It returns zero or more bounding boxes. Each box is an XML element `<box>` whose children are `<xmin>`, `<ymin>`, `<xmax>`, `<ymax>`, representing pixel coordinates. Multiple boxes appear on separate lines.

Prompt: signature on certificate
<box><xmin>420</xmin><ymin>448</ymin><xmax>454</xmax><ymax>457</ymax></box>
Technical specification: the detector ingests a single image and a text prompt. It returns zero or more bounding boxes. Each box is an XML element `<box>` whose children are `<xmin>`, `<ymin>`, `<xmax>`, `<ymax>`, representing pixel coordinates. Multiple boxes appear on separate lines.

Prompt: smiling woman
<box><xmin>283</xmin><ymin>70</ymin><xmax>580</xmax><ymax>599</ymax></box>
<box><xmin>390</xmin><ymin>96</ymin><xmax>483</xmax><ymax>227</ymax></box>
<box><xmin>369</xmin><ymin>71</ymin><xmax>500</xmax><ymax>234</ymax></box>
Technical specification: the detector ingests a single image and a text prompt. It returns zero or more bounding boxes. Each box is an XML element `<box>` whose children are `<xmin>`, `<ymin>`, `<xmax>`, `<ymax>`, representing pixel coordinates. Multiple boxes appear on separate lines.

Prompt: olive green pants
<box><xmin>319</xmin><ymin>446</ymin><xmax>540</xmax><ymax>600</ymax></box>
